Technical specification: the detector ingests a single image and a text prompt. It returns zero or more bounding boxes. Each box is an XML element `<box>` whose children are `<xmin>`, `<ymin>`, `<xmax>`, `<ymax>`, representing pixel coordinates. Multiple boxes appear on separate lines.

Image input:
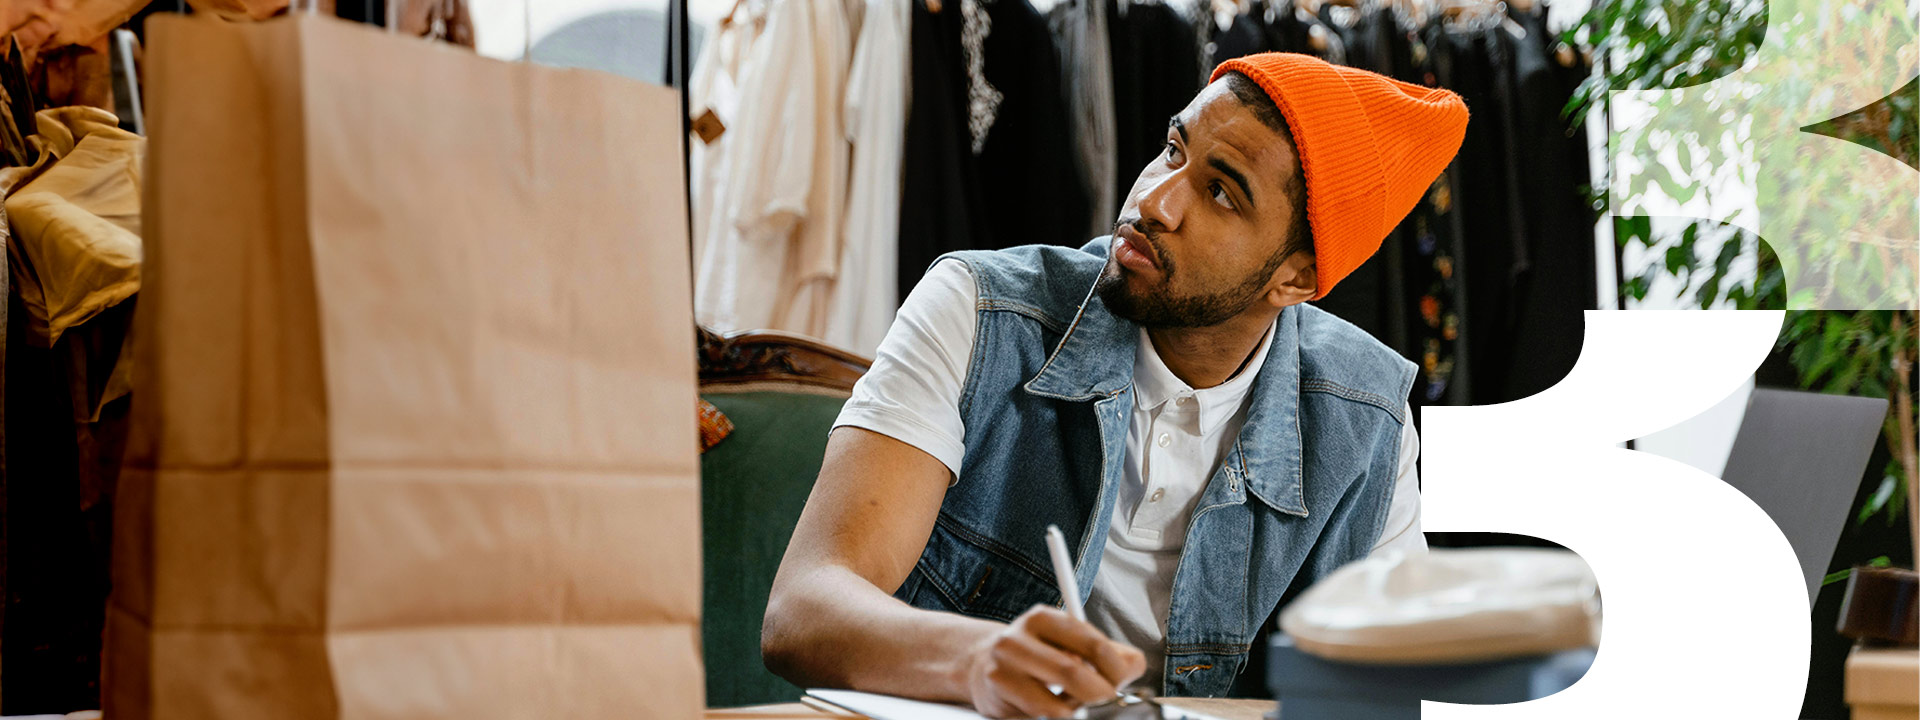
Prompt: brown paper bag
<box><xmin>106</xmin><ymin>14</ymin><xmax>702</xmax><ymax>719</ymax></box>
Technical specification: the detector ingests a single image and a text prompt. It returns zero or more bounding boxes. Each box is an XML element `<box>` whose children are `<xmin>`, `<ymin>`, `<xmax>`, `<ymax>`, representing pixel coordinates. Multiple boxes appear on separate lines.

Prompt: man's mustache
<box><xmin>1112</xmin><ymin>217</ymin><xmax>1171</xmax><ymax>272</ymax></box>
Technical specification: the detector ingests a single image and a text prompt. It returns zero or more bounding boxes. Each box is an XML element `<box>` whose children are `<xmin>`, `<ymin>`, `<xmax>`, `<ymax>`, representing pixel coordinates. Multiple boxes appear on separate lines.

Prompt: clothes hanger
<box><xmin>1388</xmin><ymin>0</ymin><xmax>1420</xmax><ymax>26</ymax></box>
<box><xmin>1497</xmin><ymin>2</ymin><xmax>1527</xmax><ymax>40</ymax></box>
<box><xmin>1320</xmin><ymin>0</ymin><xmax>1360</xmax><ymax>28</ymax></box>
<box><xmin>1438</xmin><ymin>0</ymin><xmax>1499</xmax><ymax>30</ymax></box>
<box><xmin>1211</xmin><ymin>0</ymin><xmax>1244</xmax><ymax>32</ymax></box>
<box><xmin>719</xmin><ymin>0</ymin><xmax>747</xmax><ymax>26</ymax></box>
<box><xmin>1439</xmin><ymin>0</ymin><xmax>1524</xmax><ymax>40</ymax></box>
<box><xmin>1401</xmin><ymin>0</ymin><xmax>1429</xmax><ymax>24</ymax></box>
<box><xmin>1297</xmin><ymin>0</ymin><xmax>1333</xmax><ymax>52</ymax></box>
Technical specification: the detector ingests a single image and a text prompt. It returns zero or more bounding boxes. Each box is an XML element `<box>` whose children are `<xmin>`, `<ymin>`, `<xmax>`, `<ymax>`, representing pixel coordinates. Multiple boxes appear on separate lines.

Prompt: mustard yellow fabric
<box><xmin>3</xmin><ymin>105</ymin><xmax>142</xmax><ymax>347</ymax></box>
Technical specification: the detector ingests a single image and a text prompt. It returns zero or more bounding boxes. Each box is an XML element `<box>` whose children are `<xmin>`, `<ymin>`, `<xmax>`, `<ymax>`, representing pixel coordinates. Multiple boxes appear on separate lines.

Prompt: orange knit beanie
<box><xmin>1211</xmin><ymin>53</ymin><xmax>1469</xmax><ymax>300</ymax></box>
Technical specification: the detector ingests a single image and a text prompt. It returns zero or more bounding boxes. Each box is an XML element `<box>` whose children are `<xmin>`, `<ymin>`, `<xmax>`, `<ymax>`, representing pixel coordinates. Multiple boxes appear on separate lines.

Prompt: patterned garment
<box><xmin>960</xmin><ymin>0</ymin><xmax>1003</xmax><ymax>154</ymax></box>
<box><xmin>1412</xmin><ymin>173</ymin><xmax>1463</xmax><ymax>402</ymax></box>
<box><xmin>1395</xmin><ymin>19</ymin><xmax>1467</xmax><ymax>405</ymax></box>
<box><xmin>698</xmin><ymin>398</ymin><xmax>735</xmax><ymax>452</ymax></box>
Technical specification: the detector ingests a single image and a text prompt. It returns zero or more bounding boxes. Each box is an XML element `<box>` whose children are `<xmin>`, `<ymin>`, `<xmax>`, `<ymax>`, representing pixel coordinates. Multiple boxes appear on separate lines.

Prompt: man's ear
<box><xmin>1265</xmin><ymin>254</ymin><xmax>1317</xmax><ymax>308</ymax></box>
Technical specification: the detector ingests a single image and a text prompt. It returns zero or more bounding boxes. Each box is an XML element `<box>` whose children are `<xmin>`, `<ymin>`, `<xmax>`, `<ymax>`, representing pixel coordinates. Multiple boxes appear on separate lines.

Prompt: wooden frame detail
<box><xmin>697</xmin><ymin>326</ymin><xmax>873</xmax><ymax>393</ymax></box>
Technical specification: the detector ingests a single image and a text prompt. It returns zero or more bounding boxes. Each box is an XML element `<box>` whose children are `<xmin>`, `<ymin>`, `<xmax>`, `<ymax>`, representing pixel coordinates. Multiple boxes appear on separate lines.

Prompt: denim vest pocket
<box><xmin>905</xmin><ymin>517</ymin><xmax>1062</xmax><ymax>623</ymax></box>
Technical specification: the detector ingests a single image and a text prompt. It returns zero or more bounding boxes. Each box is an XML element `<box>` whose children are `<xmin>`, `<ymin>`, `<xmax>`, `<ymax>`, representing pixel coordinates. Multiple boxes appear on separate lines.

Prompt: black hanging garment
<box><xmin>1386</xmin><ymin>17</ymin><xmax>1473</xmax><ymax>405</ymax></box>
<box><xmin>897</xmin><ymin>0</ymin><xmax>985</xmax><ymax>302</ymax></box>
<box><xmin>1210</xmin><ymin>3</ymin><xmax>1272</xmax><ymax>65</ymax></box>
<box><xmin>1106</xmin><ymin>0</ymin><xmax>1201</xmax><ymax>207</ymax></box>
<box><xmin>1429</xmin><ymin>20</ymin><xmax>1531</xmax><ymax>405</ymax></box>
<box><xmin>1499</xmin><ymin>2</ymin><xmax>1597</xmax><ymax>402</ymax></box>
<box><xmin>978</xmin><ymin>0</ymin><xmax>1089</xmax><ymax>249</ymax></box>
<box><xmin>1263</xmin><ymin>0</ymin><xmax>1343</xmax><ymax>63</ymax></box>
<box><xmin>1319</xmin><ymin>2</ymin><xmax>1389</xmax><ymax>71</ymax></box>
<box><xmin>898</xmin><ymin>0</ymin><xmax>1094</xmax><ymax>301</ymax></box>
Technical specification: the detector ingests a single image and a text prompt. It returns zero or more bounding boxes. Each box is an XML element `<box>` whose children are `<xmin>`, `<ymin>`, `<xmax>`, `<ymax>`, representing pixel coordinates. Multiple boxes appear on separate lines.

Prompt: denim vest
<box><xmin>890</xmin><ymin>240</ymin><xmax>1416</xmax><ymax>697</ymax></box>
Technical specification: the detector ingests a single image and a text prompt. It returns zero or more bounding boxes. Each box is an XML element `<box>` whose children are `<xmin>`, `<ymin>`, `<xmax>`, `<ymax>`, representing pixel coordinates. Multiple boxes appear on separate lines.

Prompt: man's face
<box><xmin>1097</xmin><ymin>81</ymin><xmax>1312</xmax><ymax>328</ymax></box>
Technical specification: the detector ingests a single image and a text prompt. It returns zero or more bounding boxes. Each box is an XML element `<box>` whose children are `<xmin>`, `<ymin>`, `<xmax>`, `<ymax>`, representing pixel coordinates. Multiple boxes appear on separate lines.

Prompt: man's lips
<box><xmin>1114</xmin><ymin>227</ymin><xmax>1161</xmax><ymax>273</ymax></box>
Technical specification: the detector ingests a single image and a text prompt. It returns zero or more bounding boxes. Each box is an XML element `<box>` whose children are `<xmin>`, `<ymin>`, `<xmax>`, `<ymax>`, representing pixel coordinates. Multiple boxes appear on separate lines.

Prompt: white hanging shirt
<box><xmin>825</xmin><ymin>0</ymin><xmax>910</xmax><ymax>357</ymax></box>
<box><xmin>695</xmin><ymin>0</ymin><xmax>852</xmax><ymax>338</ymax></box>
<box><xmin>688</xmin><ymin>5</ymin><xmax>761</xmax><ymax>274</ymax></box>
<box><xmin>835</xmin><ymin>260</ymin><xmax>1425</xmax><ymax>687</ymax></box>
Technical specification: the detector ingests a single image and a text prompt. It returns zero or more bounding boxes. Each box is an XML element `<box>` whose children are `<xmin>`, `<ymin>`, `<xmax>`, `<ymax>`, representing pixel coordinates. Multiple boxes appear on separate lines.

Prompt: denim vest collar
<box><xmin>1020</xmin><ymin>281</ymin><xmax>1134</xmax><ymax>401</ymax></box>
<box><xmin>1021</xmin><ymin>278</ymin><xmax>1310</xmax><ymax>518</ymax></box>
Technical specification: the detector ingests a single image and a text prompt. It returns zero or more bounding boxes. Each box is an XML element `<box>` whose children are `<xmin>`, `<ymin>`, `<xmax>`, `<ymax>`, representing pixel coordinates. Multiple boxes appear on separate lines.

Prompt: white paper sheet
<box><xmin>804</xmin><ymin>689</ymin><xmax>1230</xmax><ymax>720</ymax></box>
<box><xmin>806</xmin><ymin>689</ymin><xmax>989</xmax><ymax>720</ymax></box>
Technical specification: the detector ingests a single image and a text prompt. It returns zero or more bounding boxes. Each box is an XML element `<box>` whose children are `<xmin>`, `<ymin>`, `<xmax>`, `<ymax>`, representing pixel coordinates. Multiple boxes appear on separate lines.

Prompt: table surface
<box><xmin>1845</xmin><ymin>646</ymin><xmax>1919</xmax><ymax>707</ymax></box>
<box><xmin>706</xmin><ymin>697</ymin><xmax>1272</xmax><ymax>720</ymax></box>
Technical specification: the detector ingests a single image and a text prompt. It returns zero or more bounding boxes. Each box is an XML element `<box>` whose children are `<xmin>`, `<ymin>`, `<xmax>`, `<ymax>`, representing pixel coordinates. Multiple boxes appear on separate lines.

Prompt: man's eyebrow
<box><xmin>1172</xmin><ymin>114</ymin><xmax>1258</xmax><ymax>209</ymax></box>
<box><xmin>1208</xmin><ymin>155</ymin><xmax>1257</xmax><ymax>210</ymax></box>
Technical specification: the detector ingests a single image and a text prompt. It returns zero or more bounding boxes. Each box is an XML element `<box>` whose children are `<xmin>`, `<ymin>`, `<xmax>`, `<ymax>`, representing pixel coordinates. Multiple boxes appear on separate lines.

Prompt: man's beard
<box><xmin>1095</xmin><ymin>223</ymin><xmax>1289</xmax><ymax>329</ymax></box>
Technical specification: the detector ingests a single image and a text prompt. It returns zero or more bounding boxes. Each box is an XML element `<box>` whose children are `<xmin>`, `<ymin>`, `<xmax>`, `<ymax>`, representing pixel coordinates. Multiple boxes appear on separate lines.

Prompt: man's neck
<box><xmin>1144</xmin><ymin>308</ymin><xmax>1283</xmax><ymax>390</ymax></box>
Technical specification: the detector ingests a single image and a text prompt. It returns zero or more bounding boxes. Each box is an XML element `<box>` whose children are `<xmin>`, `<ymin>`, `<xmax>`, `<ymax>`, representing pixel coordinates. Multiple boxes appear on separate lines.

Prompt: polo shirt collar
<box><xmin>1131</xmin><ymin>321</ymin><xmax>1277</xmax><ymax>438</ymax></box>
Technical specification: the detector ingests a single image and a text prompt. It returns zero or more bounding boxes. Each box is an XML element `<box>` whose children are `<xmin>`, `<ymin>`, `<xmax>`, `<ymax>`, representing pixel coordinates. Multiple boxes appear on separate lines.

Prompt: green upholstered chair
<box><xmin>697</xmin><ymin>328</ymin><xmax>870</xmax><ymax>708</ymax></box>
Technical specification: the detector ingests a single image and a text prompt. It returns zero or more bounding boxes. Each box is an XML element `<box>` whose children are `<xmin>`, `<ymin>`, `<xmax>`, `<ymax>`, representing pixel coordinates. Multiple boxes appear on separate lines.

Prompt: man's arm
<box><xmin>761</xmin><ymin>426</ymin><xmax>976</xmax><ymax>695</ymax></box>
<box><xmin>1369</xmin><ymin>403</ymin><xmax>1426</xmax><ymax>556</ymax></box>
<box><xmin>760</xmin><ymin>261</ymin><xmax>1141</xmax><ymax>718</ymax></box>
<box><xmin>762</xmin><ymin>427</ymin><xmax>1143</xmax><ymax>718</ymax></box>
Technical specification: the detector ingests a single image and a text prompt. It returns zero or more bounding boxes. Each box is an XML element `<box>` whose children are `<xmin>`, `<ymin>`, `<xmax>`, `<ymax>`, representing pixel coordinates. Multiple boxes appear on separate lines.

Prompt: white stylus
<box><xmin>1045</xmin><ymin>524</ymin><xmax>1088</xmax><ymax>623</ymax></box>
<box><xmin>1047</xmin><ymin>525</ymin><xmax>1142</xmax><ymax>707</ymax></box>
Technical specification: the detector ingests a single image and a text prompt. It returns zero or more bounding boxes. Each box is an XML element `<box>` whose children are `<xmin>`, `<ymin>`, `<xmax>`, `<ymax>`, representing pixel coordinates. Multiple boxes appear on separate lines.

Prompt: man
<box><xmin>762</xmin><ymin>53</ymin><xmax>1469</xmax><ymax>717</ymax></box>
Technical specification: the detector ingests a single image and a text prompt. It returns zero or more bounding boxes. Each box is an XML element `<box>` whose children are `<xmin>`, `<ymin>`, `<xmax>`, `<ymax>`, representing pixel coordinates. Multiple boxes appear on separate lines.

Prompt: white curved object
<box><xmin>1279</xmin><ymin>548</ymin><xmax>1600</xmax><ymax>665</ymax></box>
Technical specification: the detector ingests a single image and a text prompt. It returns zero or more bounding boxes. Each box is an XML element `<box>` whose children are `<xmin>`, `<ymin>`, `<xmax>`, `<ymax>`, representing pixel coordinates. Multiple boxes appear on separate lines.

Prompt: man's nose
<box><xmin>1134</xmin><ymin>167</ymin><xmax>1187</xmax><ymax>233</ymax></box>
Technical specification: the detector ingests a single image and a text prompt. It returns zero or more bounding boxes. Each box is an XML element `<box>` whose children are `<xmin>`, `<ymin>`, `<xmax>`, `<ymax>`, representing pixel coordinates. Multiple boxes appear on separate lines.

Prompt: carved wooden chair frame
<box><xmin>696</xmin><ymin>326</ymin><xmax>872</xmax><ymax>396</ymax></box>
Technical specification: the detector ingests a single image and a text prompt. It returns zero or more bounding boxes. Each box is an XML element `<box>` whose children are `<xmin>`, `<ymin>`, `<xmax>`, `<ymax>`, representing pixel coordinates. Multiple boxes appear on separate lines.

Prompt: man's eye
<box><xmin>1210</xmin><ymin>181</ymin><xmax>1234</xmax><ymax>210</ymax></box>
<box><xmin>1164</xmin><ymin>140</ymin><xmax>1182</xmax><ymax>164</ymax></box>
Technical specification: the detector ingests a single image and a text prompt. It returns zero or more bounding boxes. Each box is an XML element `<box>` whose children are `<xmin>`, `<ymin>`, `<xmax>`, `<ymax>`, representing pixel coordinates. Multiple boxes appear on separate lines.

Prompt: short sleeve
<box><xmin>1369</xmin><ymin>403</ymin><xmax>1427</xmax><ymax>556</ymax></box>
<box><xmin>833</xmin><ymin>259</ymin><xmax>979</xmax><ymax>479</ymax></box>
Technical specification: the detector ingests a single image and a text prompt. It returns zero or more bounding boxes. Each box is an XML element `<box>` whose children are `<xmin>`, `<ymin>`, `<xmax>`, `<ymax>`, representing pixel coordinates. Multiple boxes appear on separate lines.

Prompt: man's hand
<box><xmin>961</xmin><ymin>605</ymin><xmax>1148</xmax><ymax>719</ymax></box>
<box><xmin>764</xmin><ymin>429</ymin><xmax>1145</xmax><ymax>716</ymax></box>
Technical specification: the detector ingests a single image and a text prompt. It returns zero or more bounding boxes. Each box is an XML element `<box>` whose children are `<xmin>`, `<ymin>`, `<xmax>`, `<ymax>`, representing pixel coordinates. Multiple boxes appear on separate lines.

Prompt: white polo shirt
<box><xmin>835</xmin><ymin>259</ymin><xmax>1425</xmax><ymax>685</ymax></box>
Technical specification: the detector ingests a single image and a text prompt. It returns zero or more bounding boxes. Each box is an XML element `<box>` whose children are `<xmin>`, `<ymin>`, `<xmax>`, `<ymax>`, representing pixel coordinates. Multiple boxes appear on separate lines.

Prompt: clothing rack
<box><xmin>665</xmin><ymin>0</ymin><xmax>694</xmax><ymax>267</ymax></box>
<box><xmin>336</xmin><ymin>0</ymin><xmax>388</xmax><ymax>27</ymax></box>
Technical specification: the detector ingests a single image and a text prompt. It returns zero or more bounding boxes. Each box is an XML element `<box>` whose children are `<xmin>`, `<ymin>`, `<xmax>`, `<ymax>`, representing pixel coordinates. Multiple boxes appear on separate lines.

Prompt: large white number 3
<box><xmin>1422</xmin><ymin>311</ymin><xmax>1806</xmax><ymax>719</ymax></box>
